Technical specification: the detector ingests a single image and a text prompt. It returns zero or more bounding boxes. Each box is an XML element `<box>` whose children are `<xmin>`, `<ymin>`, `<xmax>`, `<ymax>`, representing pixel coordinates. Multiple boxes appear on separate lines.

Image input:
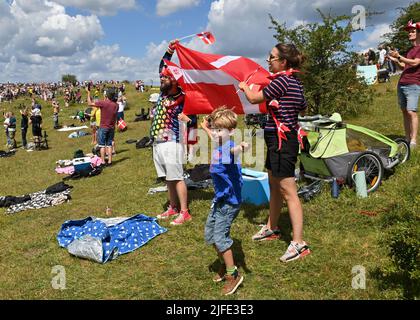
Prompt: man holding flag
<box><xmin>151</xmin><ymin>40</ymin><xmax>191</xmax><ymax>226</ymax></box>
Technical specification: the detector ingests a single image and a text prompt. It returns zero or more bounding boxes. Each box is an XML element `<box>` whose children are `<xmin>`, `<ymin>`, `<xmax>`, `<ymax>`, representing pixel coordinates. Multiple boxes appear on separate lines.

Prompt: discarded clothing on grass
<box><xmin>136</xmin><ymin>136</ymin><xmax>152</xmax><ymax>149</ymax></box>
<box><xmin>63</xmin><ymin>166</ymin><xmax>102</xmax><ymax>180</ymax></box>
<box><xmin>68</xmin><ymin>131</ymin><xmax>90</xmax><ymax>138</ymax></box>
<box><xmin>185</xmin><ymin>164</ymin><xmax>211</xmax><ymax>182</ymax></box>
<box><xmin>57</xmin><ymin>214</ymin><xmax>167</xmax><ymax>263</ymax></box>
<box><xmin>0</xmin><ymin>195</ymin><xmax>31</xmax><ymax>207</ymax></box>
<box><xmin>0</xmin><ymin>150</ymin><xmax>16</xmax><ymax>158</ymax></box>
<box><xmin>1</xmin><ymin>182</ymin><xmax>73</xmax><ymax>214</ymax></box>
<box><xmin>148</xmin><ymin>178</ymin><xmax>212</xmax><ymax>194</ymax></box>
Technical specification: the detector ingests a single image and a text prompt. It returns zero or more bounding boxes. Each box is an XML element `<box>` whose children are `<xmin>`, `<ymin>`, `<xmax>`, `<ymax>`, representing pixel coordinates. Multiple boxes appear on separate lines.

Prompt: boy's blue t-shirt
<box><xmin>210</xmin><ymin>140</ymin><xmax>243</xmax><ymax>205</ymax></box>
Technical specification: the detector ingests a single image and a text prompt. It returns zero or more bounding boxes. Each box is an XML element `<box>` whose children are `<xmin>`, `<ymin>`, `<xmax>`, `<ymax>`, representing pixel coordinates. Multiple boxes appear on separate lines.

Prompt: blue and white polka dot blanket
<box><xmin>57</xmin><ymin>214</ymin><xmax>167</xmax><ymax>263</ymax></box>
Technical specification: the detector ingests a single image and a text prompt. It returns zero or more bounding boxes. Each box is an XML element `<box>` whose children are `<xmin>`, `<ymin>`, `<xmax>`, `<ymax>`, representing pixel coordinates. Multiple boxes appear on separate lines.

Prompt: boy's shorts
<box><xmin>204</xmin><ymin>202</ymin><xmax>240</xmax><ymax>253</ymax></box>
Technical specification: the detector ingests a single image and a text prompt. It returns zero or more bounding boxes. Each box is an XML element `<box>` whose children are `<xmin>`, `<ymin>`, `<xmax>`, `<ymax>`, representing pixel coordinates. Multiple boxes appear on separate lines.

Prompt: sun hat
<box><xmin>404</xmin><ymin>20</ymin><xmax>420</xmax><ymax>30</ymax></box>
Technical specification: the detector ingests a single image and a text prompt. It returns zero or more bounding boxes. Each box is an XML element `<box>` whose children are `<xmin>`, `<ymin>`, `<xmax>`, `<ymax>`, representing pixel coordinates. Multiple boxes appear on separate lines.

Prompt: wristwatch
<box><xmin>397</xmin><ymin>55</ymin><xmax>402</xmax><ymax>61</ymax></box>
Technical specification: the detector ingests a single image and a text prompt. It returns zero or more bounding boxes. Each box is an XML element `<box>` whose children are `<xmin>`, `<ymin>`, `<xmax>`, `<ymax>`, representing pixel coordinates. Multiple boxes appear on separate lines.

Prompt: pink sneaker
<box><xmin>157</xmin><ymin>205</ymin><xmax>179</xmax><ymax>220</ymax></box>
<box><xmin>170</xmin><ymin>210</ymin><xmax>191</xmax><ymax>226</ymax></box>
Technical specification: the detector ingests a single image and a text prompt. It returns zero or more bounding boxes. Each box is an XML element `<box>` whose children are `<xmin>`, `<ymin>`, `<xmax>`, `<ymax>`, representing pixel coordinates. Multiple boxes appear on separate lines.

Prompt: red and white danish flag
<box><xmin>166</xmin><ymin>43</ymin><xmax>270</xmax><ymax>115</ymax></box>
<box><xmin>196</xmin><ymin>32</ymin><xmax>216</xmax><ymax>45</ymax></box>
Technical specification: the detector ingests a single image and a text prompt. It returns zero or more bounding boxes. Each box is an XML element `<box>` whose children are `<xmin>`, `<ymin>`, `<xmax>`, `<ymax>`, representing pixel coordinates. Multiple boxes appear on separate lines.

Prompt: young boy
<box><xmin>201</xmin><ymin>106</ymin><xmax>249</xmax><ymax>296</ymax></box>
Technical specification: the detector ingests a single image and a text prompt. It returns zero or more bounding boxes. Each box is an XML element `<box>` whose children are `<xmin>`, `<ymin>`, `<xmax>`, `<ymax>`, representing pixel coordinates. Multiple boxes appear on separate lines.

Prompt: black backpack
<box><xmin>136</xmin><ymin>136</ymin><xmax>151</xmax><ymax>149</ymax></box>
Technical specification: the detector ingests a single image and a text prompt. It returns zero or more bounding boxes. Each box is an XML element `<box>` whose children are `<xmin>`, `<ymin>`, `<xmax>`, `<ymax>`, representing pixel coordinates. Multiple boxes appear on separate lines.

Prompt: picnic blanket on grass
<box><xmin>57</xmin><ymin>126</ymin><xmax>88</xmax><ymax>132</ymax></box>
<box><xmin>57</xmin><ymin>214</ymin><xmax>167</xmax><ymax>263</ymax></box>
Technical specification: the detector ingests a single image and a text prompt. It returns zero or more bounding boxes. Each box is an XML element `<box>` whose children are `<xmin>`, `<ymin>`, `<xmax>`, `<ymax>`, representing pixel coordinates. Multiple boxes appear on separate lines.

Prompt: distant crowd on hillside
<box><xmin>0</xmin><ymin>79</ymin><xmax>148</xmax><ymax>104</ymax></box>
<box><xmin>358</xmin><ymin>45</ymin><xmax>400</xmax><ymax>75</ymax></box>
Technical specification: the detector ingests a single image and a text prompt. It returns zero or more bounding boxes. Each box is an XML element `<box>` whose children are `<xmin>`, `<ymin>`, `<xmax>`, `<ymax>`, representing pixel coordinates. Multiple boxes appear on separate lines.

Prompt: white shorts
<box><xmin>153</xmin><ymin>141</ymin><xmax>185</xmax><ymax>181</ymax></box>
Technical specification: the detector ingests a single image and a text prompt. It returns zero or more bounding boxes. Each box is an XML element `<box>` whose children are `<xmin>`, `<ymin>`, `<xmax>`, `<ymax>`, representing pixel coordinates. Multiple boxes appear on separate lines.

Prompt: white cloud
<box><xmin>0</xmin><ymin>2</ymin><xmax>19</xmax><ymax>51</ymax></box>
<box><xmin>0</xmin><ymin>0</ymin><xmax>415</xmax><ymax>83</ymax></box>
<box><xmin>358</xmin><ymin>23</ymin><xmax>391</xmax><ymax>50</ymax></box>
<box><xmin>54</xmin><ymin>0</ymin><xmax>137</xmax><ymax>16</ymax></box>
<box><xmin>3</xmin><ymin>1</ymin><xmax>103</xmax><ymax>59</ymax></box>
<box><xmin>188</xmin><ymin>0</ymin><xmax>413</xmax><ymax>60</ymax></box>
<box><xmin>156</xmin><ymin>0</ymin><xmax>200</xmax><ymax>16</ymax></box>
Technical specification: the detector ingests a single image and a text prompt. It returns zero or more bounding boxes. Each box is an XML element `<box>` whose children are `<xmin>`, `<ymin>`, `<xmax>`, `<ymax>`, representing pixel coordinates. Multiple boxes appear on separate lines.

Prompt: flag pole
<box><xmin>178</xmin><ymin>33</ymin><xmax>197</xmax><ymax>41</ymax></box>
<box><xmin>235</xmin><ymin>67</ymin><xmax>261</xmax><ymax>93</ymax></box>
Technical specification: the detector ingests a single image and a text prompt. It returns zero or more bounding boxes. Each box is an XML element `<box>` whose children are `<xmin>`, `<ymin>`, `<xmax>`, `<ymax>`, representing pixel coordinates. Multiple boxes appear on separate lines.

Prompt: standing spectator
<box><xmin>29</xmin><ymin>108</ymin><xmax>42</xmax><ymax>149</ymax></box>
<box><xmin>3</xmin><ymin>111</ymin><xmax>11</xmax><ymax>148</ymax></box>
<box><xmin>64</xmin><ymin>89</ymin><xmax>70</xmax><ymax>107</ymax></box>
<box><xmin>20</xmin><ymin>107</ymin><xmax>29</xmax><ymax>149</ymax></box>
<box><xmin>31</xmin><ymin>98</ymin><xmax>41</xmax><ymax>111</ymax></box>
<box><xmin>75</xmin><ymin>89</ymin><xmax>82</xmax><ymax>104</ymax></box>
<box><xmin>116</xmin><ymin>96</ymin><xmax>126</xmax><ymax>121</ymax></box>
<box><xmin>90</xmin><ymin>107</ymin><xmax>99</xmax><ymax>145</ymax></box>
<box><xmin>86</xmin><ymin>86</ymin><xmax>118</xmax><ymax>166</ymax></box>
<box><xmin>389</xmin><ymin>21</ymin><xmax>420</xmax><ymax>150</ymax></box>
<box><xmin>7</xmin><ymin>112</ymin><xmax>17</xmax><ymax>149</ymax></box>
<box><xmin>378</xmin><ymin>45</ymin><xmax>387</xmax><ymax>68</ymax></box>
<box><xmin>52</xmin><ymin>99</ymin><xmax>60</xmax><ymax>129</ymax></box>
<box><xmin>239</xmin><ymin>43</ymin><xmax>311</xmax><ymax>262</ymax></box>
<box><xmin>368</xmin><ymin>48</ymin><xmax>376</xmax><ymax>65</ymax></box>
<box><xmin>151</xmin><ymin>39</ymin><xmax>191</xmax><ymax>225</ymax></box>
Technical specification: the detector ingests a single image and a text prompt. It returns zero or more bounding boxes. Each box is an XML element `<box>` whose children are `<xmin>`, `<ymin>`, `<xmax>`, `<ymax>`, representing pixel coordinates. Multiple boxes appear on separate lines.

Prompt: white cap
<box><xmin>148</xmin><ymin>93</ymin><xmax>160</xmax><ymax>102</ymax></box>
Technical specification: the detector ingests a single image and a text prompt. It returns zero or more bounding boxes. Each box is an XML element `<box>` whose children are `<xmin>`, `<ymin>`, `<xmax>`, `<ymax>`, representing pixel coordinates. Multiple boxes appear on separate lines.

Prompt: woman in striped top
<box><xmin>239</xmin><ymin>43</ymin><xmax>311</xmax><ymax>262</ymax></box>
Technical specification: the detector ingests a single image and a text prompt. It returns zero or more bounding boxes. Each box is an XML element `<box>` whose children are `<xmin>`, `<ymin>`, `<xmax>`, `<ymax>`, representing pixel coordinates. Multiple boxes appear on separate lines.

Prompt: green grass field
<box><xmin>0</xmin><ymin>78</ymin><xmax>418</xmax><ymax>299</ymax></box>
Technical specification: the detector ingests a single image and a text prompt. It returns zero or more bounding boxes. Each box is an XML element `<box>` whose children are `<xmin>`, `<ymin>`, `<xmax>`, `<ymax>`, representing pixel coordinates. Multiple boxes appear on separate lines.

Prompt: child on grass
<box><xmin>201</xmin><ymin>106</ymin><xmax>249</xmax><ymax>296</ymax></box>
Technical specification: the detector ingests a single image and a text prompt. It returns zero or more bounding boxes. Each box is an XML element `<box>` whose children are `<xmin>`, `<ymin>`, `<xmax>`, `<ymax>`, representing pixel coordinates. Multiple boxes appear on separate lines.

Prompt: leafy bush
<box><xmin>61</xmin><ymin>74</ymin><xmax>78</xmax><ymax>85</ymax></box>
<box><xmin>383</xmin><ymin>2</ymin><xmax>420</xmax><ymax>54</ymax></box>
<box><xmin>378</xmin><ymin>184</ymin><xmax>420</xmax><ymax>299</ymax></box>
<box><xmin>270</xmin><ymin>10</ymin><xmax>374</xmax><ymax>117</ymax></box>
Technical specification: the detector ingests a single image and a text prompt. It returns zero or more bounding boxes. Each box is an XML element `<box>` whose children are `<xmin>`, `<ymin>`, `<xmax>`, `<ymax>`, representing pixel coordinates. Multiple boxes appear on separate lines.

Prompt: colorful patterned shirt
<box><xmin>149</xmin><ymin>91</ymin><xmax>184</xmax><ymax>142</ymax></box>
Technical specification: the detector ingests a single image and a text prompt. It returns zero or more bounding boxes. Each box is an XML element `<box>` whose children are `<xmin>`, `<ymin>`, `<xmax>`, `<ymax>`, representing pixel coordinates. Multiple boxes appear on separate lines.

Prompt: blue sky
<box><xmin>97</xmin><ymin>2</ymin><xmax>212</xmax><ymax>58</ymax></box>
<box><xmin>0</xmin><ymin>0</ymin><xmax>413</xmax><ymax>83</ymax></box>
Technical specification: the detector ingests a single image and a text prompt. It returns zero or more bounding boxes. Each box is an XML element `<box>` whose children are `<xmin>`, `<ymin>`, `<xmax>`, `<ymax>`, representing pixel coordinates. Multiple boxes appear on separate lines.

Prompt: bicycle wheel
<box><xmin>347</xmin><ymin>151</ymin><xmax>384</xmax><ymax>193</ymax></box>
<box><xmin>394</xmin><ymin>138</ymin><xmax>410</xmax><ymax>164</ymax></box>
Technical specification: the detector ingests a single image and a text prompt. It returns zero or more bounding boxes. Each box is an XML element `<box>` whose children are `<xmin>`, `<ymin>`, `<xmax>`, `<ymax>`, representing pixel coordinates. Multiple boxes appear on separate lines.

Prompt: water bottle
<box><xmin>331</xmin><ymin>178</ymin><xmax>339</xmax><ymax>198</ymax></box>
<box><xmin>352</xmin><ymin>171</ymin><xmax>368</xmax><ymax>198</ymax></box>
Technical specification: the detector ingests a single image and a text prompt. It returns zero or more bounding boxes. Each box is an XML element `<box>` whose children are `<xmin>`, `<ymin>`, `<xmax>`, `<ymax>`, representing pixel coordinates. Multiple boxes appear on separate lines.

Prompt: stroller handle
<box><xmin>298</xmin><ymin>114</ymin><xmax>324</xmax><ymax>122</ymax></box>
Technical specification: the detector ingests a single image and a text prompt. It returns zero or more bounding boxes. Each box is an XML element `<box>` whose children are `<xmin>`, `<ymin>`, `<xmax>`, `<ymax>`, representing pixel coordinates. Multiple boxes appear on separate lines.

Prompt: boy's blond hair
<box><xmin>210</xmin><ymin>106</ymin><xmax>238</xmax><ymax>130</ymax></box>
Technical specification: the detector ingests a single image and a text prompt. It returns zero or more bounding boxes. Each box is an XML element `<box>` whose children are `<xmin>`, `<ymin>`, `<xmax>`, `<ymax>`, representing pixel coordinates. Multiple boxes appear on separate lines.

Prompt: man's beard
<box><xmin>160</xmin><ymin>81</ymin><xmax>172</xmax><ymax>94</ymax></box>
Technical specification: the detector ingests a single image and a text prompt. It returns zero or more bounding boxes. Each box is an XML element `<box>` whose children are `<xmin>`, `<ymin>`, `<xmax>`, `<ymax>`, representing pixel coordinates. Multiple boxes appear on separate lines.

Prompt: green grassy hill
<box><xmin>0</xmin><ymin>78</ymin><xmax>418</xmax><ymax>299</ymax></box>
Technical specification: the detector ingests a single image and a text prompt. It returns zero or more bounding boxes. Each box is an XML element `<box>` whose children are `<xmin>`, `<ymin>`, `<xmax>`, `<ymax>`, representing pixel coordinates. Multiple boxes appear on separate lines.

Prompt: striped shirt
<box><xmin>263</xmin><ymin>75</ymin><xmax>307</xmax><ymax>131</ymax></box>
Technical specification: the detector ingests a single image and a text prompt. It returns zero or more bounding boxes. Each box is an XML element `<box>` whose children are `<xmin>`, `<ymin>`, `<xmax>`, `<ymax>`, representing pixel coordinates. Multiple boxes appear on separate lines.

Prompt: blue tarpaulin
<box><xmin>356</xmin><ymin>65</ymin><xmax>378</xmax><ymax>85</ymax></box>
<box><xmin>57</xmin><ymin>214</ymin><xmax>167</xmax><ymax>263</ymax></box>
